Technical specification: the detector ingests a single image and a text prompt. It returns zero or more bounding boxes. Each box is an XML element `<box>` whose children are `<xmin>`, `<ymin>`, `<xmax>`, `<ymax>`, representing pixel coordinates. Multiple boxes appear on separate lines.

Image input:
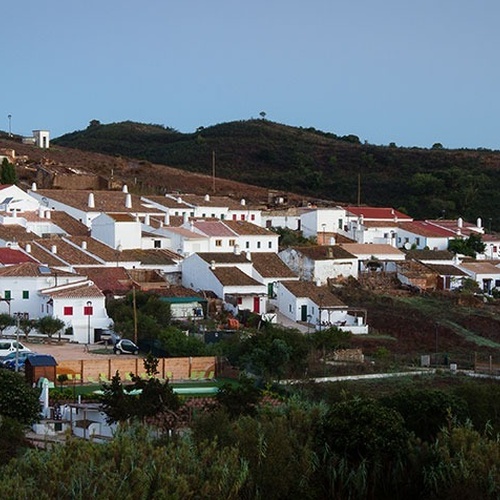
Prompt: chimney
<box><xmin>51</xmin><ymin>245</ymin><xmax>57</xmax><ymax>254</ymax></box>
<box><xmin>240</xmin><ymin>198</ymin><xmax>246</xmax><ymax>206</ymax></box>
<box><xmin>122</xmin><ymin>184</ymin><xmax>128</xmax><ymax>193</ymax></box>
<box><xmin>125</xmin><ymin>193</ymin><xmax>132</xmax><ymax>208</ymax></box>
<box><xmin>25</xmin><ymin>243</ymin><xmax>31</xmax><ymax>253</ymax></box>
<box><xmin>81</xmin><ymin>241</ymin><xmax>87</xmax><ymax>250</ymax></box>
<box><xmin>31</xmin><ymin>182</ymin><xmax>37</xmax><ymax>192</ymax></box>
<box><xmin>204</xmin><ymin>194</ymin><xmax>210</xmax><ymax>202</ymax></box>
<box><xmin>88</xmin><ymin>192</ymin><xmax>95</xmax><ymax>208</ymax></box>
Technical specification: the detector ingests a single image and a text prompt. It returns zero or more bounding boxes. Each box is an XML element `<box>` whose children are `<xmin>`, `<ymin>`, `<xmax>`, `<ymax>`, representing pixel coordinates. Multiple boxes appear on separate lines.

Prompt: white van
<box><xmin>0</xmin><ymin>340</ymin><xmax>31</xmax><ymax>359</ymax></box>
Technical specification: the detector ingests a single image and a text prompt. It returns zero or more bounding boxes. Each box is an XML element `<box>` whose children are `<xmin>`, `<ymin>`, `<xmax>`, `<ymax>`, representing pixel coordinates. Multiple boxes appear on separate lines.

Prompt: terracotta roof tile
<box><xmin>197</xmin><ymin>252</ymin><xmax>250</xmax><ymax>264</ymax></box>
<box><xmin>50</xmin><ymin>211</ymin><xmax>90</xmax><ymax>236</ymax></box>
<box><xmin>33</xmin><ymin>189</ymin><xmax>165</xmax><ymax>214</ymax></box>
<box><xmin>250</xmin><ymin>253</ymin><xmax>297</xmax><ymax>278</ymax></box>
<box><xmin>43</xmin><ymin>281</ymin><xmax>105</xmax><ymax>299</ymax></box>
<box><xmin>280</xmin><ymin>281</ymin><xmax>346</xmax><ymax>307</ymax></box>
<box><xmin>76</xmin><ymin>267</ymin><xmax>132</xmax><ymax>294</ymax></box>
<box><xmin>34</xmin><ymin>237</ymin><xmax>102</xmax><ymax>265</ymax></box>
<box><xmin>0</xmin><ymin>261</ymin><xmax>80</xmax><ymax>278</ymax></box>
<box><xmin>292</xmin><ymin>245</ymin><xmax>356</xmax><ymax>260</ymax></box>
<box><xmin>223</xmin><ymin>220</ymin><xmax>274</xmax><ymax>236</ymax></box>
<box><xmin>212</xmin><ymin>266</ymin><xmax>262</xmax><ymax>286</ymax></box>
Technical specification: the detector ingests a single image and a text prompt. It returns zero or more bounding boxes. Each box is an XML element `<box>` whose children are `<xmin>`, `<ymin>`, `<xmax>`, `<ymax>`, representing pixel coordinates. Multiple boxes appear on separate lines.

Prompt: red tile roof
<box><xmin>192</xmin><ymin>220</ymin><xmax>236</xmax><ymax>237</ymax></box>
<box><xmin>345</xmin><ymin>206</ymin><xmax>412</xmax><ymax>221</ymax></box>
<box><xmin>0</xmin><ymin>248</ymin><xmax>37</xmax><ymax>265</ymax></box>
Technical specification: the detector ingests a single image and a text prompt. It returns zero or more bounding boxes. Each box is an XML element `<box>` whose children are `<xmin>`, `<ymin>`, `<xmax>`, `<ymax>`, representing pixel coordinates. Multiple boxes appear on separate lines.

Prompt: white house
<box><xmin>0</xmin><ymin>262</ymin><xmax>84</xmax><ymax>319</ymax></box>
<box><xmin>458</xmin><ymin>261</ymin><xmax>500</xmax><ymax>294</ymax></box>
<box><xmin>91</xmin><ymin>213</ymin><xmax>142</xmax><ymax>250</ymax></box>
<box><xmin>276</xmin><ymin>280</ymin><xmax>368</xmax><ymax>333</ymax></box>
<box><xmin>278</xmin><ymin>245</ymin><xmax>358</xmax><ymax>285</ymax></box>
<box><xmin>300</xmin><ymin>207</ymin><xmax>349</xmax><ymax>243</ymax></box>
<box><xmin>396</xmin><ymin>221</ymin><xmax>454</xmax><ymax>251</ymax></box>
<box><xmin>40</xmin><ymin>280</ymin><xmax>111</xmax><ymax>344</ymax></box>
<box><xmin>181</xmin><ymin>252</ymin><xmax>267</xmax><ymax>314</ymax></box>
<box><xmin>340</xmin><ymin>243</ymin><xmax>406</xmax><ymax>273</ymax></box>
<box><xmin>222</xmin><ymin>220</ymin><xmax>279</xmax><ymax>253</ymax></box>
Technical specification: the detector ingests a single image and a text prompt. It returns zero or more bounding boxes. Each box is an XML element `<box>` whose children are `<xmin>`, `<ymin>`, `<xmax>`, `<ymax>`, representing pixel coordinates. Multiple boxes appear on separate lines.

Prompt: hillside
<box><xmin>54</xmin><ymin>119</ymin><xmax>500</xmax><ymax>229</ymax></box>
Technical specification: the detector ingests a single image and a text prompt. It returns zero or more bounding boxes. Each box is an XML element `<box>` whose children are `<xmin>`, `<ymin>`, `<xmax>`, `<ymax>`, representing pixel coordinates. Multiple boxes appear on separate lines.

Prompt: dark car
<box><xmin>113</xmin><ymin>339</ymin><xmax>139</xmax><ymax>355</ymax></box>
<box><xmin>3</xmin><ymin>351</ymin><xmax>38</xmax><ymax>371</ymax></box>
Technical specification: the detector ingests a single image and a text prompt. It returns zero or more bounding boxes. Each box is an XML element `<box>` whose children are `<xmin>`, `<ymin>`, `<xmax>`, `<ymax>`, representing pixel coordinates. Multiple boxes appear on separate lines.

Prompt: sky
<box><xmin>3</xmin><ymin>1</ymin><xmax>500</xmax><ymax>149</ymax></box>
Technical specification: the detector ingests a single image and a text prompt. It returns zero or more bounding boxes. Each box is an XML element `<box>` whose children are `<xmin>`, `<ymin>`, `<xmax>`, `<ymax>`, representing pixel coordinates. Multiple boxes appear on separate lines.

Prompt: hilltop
<box><xmin>53</xmin><ymin>119</ymin><xmax>500</xmax><ymax>229</ymax></box>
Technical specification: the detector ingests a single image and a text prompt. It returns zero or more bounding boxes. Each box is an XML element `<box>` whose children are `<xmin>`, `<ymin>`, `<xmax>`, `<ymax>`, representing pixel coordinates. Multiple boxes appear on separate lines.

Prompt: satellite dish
<box><xmin>404</xmin><ymin>242</ymin><xmax>411</xmax><ymax>250</ymax></box>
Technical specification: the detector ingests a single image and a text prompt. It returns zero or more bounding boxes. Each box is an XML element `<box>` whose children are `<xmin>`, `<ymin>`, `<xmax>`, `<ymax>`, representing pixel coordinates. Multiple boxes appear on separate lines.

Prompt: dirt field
<box><xmin>23</xmin><ymin>341</ymin><xmax>133</xmax><ymax>362</ymax></box>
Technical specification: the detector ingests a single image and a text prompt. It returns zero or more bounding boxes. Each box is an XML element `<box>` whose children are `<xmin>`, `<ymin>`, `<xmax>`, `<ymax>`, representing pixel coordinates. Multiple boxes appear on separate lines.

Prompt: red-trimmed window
<box><xmin>64</xmin><ymin>306</ymin><xmax>73</xmax><ymax>316</ymax></box>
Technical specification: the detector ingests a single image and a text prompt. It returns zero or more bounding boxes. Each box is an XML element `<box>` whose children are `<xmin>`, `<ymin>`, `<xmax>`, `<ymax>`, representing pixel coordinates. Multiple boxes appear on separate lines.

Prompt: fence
<box><xmin>56</xmin><ymin>356</ymin><xmax>217</xmax><ymax>384</ymax></box>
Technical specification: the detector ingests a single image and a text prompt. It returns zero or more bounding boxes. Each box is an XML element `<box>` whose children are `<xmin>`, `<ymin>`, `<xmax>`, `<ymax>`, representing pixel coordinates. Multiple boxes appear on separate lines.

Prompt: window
<box><xmin>154</xmin><ymin>240</ymin><xmax>161</xmax><ymax>248</ymax></box>
<box><xmin>4</xmin><ymin>291</ymin><xmax>11</xmax><ymax>300</ymax></box>
<box><xmin>63</xmin><ymin>306</ymin><xmax>73</xmax><ymax>316</ymax></box>
<box><xmin>229</xmin><ymin>239</ymin><xmax>236</xmax><ymax>246</ymax></box>
<box><xmin>22</xmin><ymin>291</ymin><xmax>29</xmax><ymax>299</ymax></box>
<box><xmin>215</xmin><ymin>239</ymin><xmax>222</xmax><ymax>247</ymax></box>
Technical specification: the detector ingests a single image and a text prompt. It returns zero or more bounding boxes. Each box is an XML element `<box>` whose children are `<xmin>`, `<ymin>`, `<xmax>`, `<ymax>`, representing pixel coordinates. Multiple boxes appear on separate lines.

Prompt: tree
<box><xmin>18</xmin><ymin>318</ymin><xmax>35</xmax><ymax>341</ymax></box>
<box><xmin>448</xmin><ymin>233</ymin><xmax>486</xmax><ymax>257</ymax></box>
<box><xmin>216</xmin><ymin>374</ymin><xmax>262</xmax><ymax>418</ymax></box>
<box><xmin>0</xmin><ymin>369</ymin><xmax>41</xmax><ymax>425</ymax></box>
<box><xmin>0</xmin><ymin>158</ymin><xmax>17</xmax><ymax>184</ymax></box>
<box><xmin>0</xmin><ymin>314</ymin><xmax>14</xmax><ymax>335</ymax></box>
<box><xmin>35</xmin><ymin>316</ymin><xmax>65</xmax><ymax>342</ymax></box>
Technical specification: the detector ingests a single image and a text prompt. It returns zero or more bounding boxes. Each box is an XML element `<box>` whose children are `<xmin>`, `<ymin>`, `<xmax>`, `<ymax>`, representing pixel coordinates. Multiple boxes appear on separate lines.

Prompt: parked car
<box><xmin>0</xmin><ymin>340</ymin><xmax>31</xmax><ymax>359</ymax></box>
<box><xmin>3</xmin><ymin>351</ymin><xmax>38</xmax><ymax>371</ymax></box>
<box><xmin>113</xmin><ymin>339</ymin><xmax>139</xmax><ymax>355</ymax></box>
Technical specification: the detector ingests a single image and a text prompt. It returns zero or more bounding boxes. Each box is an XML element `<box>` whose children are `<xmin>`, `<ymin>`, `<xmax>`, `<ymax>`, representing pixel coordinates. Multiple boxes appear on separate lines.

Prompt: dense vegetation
<box><xmin>54</xmin><ymin>119</ymin><xmax>500</xmax><ymax>229</ymax></box>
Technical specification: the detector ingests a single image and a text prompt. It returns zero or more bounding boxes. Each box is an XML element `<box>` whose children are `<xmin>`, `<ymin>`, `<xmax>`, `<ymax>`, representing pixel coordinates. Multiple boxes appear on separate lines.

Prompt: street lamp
<box><xmin>85</xmin><ymin>301</ymin><xmax>93</xmax><ymax>347</ymax></box>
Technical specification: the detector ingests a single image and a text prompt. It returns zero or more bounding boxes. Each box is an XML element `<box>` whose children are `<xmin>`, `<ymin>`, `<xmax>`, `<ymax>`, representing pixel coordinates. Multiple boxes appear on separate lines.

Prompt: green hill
<box><xmin>54</xmin><ymin>119</ymin><xmax>500</xmax><ymax>228</ymax></box>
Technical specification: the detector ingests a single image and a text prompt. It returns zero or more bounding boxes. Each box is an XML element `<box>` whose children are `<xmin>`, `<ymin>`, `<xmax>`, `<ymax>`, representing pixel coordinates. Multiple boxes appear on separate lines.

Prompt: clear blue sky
<box><xmin>3</xmin><ymin>1</ymin><xmax>500</xmax><ymax>149</ymax></box>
